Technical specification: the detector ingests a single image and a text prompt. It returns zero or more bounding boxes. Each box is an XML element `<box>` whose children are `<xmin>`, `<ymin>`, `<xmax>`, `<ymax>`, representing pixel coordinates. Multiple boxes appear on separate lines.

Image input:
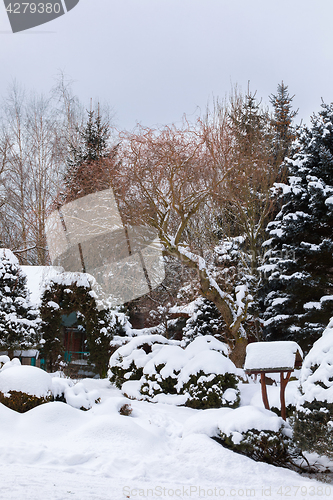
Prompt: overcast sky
<box><xmin>1</xmin><ymin>0</ymin><xmax>333</xmax><ymax>130</ymax></box>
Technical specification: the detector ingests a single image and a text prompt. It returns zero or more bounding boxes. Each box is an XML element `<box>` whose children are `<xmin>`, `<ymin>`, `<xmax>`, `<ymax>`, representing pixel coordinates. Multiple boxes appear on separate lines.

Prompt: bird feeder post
<box><xmin>280</xmin><ymin>371</ymin><xmax>292</xmax><ymax>421</ymax></box>
<box><xmin>244</xmin><ymin>341</ymin><xmax>303</xmax><ymax>421</ymax></box>
<box><xmin>260</xmin><ymin>372</ymin><xmax>270</xmax><ymax>410</ymax></box>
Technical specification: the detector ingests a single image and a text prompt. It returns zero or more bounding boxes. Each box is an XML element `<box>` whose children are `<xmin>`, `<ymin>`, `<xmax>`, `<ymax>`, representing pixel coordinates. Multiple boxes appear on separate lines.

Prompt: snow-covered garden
<box><xmin>0</xmin><ymin>83</ymin><xmax>333</xmax><ymax>500</ymax></box>
<box><xmin>0</xmin><ymin>354</ymin><xmax>326</xmax><ymax>500</ymax></box>
<box><xmin>1</xmin><ymin>318</ymin><xmax>333</xmax><ymax>499</ymax></box>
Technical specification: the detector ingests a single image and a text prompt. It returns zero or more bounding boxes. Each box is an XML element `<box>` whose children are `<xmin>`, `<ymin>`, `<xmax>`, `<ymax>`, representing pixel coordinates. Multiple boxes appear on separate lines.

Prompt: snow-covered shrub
<box><xmin>0</xmin><ymin>362</ymin><xmax>53</xmax><ymax>412</ymax></box>
<box><xmin>110</xmin><ymin>334</ymin><xmax>241</xmax><ymax>409</ymax></box>
<box><xmin>178</xmin><ymin>340</ymin><xmax>240</xmax><ymax>409</ymax></box>
<box><xmin>294</xmin><ymin>317</ymin><xmax>333</xmax><ymax>457</ymax></box>
<box><xmin>216</xmin><ymin>406</ymin><xmax>295</xmax><ymax>466</ymax></box>
<box><xmin>140</xmin><ymin>336</ymin><xmax>240</xmax><ymax>408</ymax></box>
<box><xmin>0</xmin><ymin>359</ymin><xmax>101</xmax><ymax>412</ymax></box>
<box><xmin>0</xmin><ymin>390</ymin><xmax>52</xmax><ymax>413</ymax></box>
<box><xmin>140</xmin><ymin>344</ymin><xmax>188</xmax><ymax>398</ymax></box>
<box><xmin>119</xmin><ymin>403</ymin><xmax>133</xmax><ymax>416</ymax></box>
<box><xmin>181</xmin><ymin>371</ymin><xmax>239</xmax><ymax>409</ymax></box>
<box><xmin>108</xmin><ymin>334</ymin><xmax>177</xmax><ymax>389</ymax></box>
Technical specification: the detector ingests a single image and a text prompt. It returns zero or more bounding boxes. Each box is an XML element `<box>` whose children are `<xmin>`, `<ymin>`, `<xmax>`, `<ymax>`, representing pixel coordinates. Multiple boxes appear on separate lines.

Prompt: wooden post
<box><xmin>260</xmin><ymin>372</ymin><xmax>270</xmax><ymax>410</ymax></box>
<box><xmin>280</xmin><ymin>371</ymin><xmax>292</xmax><ymax>420</ymax></box>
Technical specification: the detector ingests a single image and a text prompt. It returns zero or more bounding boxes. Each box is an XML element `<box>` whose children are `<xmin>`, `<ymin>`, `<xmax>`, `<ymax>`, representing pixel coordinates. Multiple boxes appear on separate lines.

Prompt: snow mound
<box><xmin>1</xmin><ymin>358</ymin><xmax>21</xmax><ymax>371</ymax></box>
<box><xmin>0</xmin><ymin>365</ymin><xmax>52</xmax><ymax>398</ymax></box>
<box><xmin>183</xmin><ymin>408</ymin><xmax>233</xmax><ymax>438</ymax></box>
<box><xmin>0</xmin><ymin>355</ymin><xmax>10</xmax><ymax>368</ymax></box>
<box><xmin>52</xmin><ymin>377</ymin><xmax>101</xmax><ymax>410</ymax></box>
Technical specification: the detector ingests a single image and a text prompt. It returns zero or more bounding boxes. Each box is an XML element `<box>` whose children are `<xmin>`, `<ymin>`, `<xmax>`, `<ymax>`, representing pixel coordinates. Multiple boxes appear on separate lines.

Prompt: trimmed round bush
<box><xmin>0</xmin><ymin>363</ymin><xmax>53</xmax><ymax>413</ymax></box>
<box><xmin>181</xmin><ymin>371</ymin><xmax>239</xmax><ymax>409</ymax></box>
<box><xmin>108</xmin><ymin>334</ymin><xmax>179</xmax><ymax>389</ymax></box>
<box><xmin>177</xmin><ymin>340</ymin><xmax>240</xmax><ymax>409</ymax></box>
<box><xmin>140</xmin><ymin>345</ymin><xmax>187</xmax><ymax>399</ymax></box>
<box><xmin>0</xmin><ymin>390</ymin><xmax>52</xmax><ymax>413</ymax></box>
<box><xmin>140</xmin><ymin>337</ymin><xmax>240</xmax><ymax>408</ymax></box>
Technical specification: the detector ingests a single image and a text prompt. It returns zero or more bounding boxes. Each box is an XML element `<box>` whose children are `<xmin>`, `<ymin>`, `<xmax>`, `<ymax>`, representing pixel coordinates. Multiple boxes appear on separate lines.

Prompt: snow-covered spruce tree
<box><xmin>294</xmin><ymin>317</ymin><xmax>333</xmax><ymax>457</ymax></box>
<box><xmin>182</xmin><ymin>297</ymin><xmax>227</xmax><ymax>344</ymax></box>
<box><xmin>0</xmin><ymin>249</ymin><xmax>40</xmax><ymax>356</ymax></box>
<box><xmin>261</xmin><ymin>102</ymin><xmax>333</xmax><ymax>351</ymax></box>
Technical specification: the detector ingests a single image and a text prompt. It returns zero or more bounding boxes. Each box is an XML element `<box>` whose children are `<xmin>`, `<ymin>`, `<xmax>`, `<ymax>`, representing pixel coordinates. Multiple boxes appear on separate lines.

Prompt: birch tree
<box><xmin>0</xmin><ymin>83</ymin><xmax>64</xmax><ymax>264</ymax></box>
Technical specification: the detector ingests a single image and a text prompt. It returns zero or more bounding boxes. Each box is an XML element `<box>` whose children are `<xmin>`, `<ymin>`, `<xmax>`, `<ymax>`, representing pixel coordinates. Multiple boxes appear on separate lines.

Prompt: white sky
<box><xmin>1</xmin><ymin>0</ymin><xmax>333</xmax><ymax>130</ymax></box>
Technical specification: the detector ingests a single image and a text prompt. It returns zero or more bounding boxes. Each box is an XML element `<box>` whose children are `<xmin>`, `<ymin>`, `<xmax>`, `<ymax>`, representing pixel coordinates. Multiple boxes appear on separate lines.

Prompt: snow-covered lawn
<box><xmin>0</xmin><ymin>377</ymin><xmax>325</xmax><ymax>500</ymax></box>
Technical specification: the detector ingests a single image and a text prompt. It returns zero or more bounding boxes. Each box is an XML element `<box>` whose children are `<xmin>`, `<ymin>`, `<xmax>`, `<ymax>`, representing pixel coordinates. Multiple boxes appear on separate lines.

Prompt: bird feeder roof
<box><xmin>244</xmin><ymin>341</ymin><xmax>303</xmax><ymax>373</ymax></box>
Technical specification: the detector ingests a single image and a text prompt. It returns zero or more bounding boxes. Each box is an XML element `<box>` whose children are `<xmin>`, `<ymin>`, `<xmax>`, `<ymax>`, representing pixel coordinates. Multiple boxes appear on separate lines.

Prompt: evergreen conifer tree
<box><xmin>63</xmin><ymin>108</ymin><xmax>115</xmax><ymax>203</ymax></box>
<box><xmin>269</xmin><ymin>82</ymin><xmax>298</xmax><ymax>177</ymax></box>
<box><xmin>182</xmin><ymin>298</ymin><xmax>227</xmax><ymax>344</ymax></box>
<box><xmin>40</xmin><ymin>276</ymin><xmax>120</xmax><ymax>377</ymax></box>
<box><xmin>0</xmin><ymin>249</ymin><xmax>40</xmax><ymax>356</ymax></box>
<box><xmin>294</xmin><ymin>316</ymin><xmax>333</xmax><ymax>458</ymax></box>
<box><xmin>230</xmin><ymin>89</ymin><xmax>272</xmax><ymax>161</ymax></box>
<box><xmin>261</xmin><ymin>102</ymin><xmax>333</xmax><ymax>351</ymax></box>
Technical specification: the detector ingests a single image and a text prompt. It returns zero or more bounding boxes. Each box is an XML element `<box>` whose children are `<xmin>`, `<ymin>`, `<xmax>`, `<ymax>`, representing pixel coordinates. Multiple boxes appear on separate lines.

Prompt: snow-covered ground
<box><xmin>0</xmin><ymin>376</ymin><xmax>326</xmax><ymax>500</ymax></box>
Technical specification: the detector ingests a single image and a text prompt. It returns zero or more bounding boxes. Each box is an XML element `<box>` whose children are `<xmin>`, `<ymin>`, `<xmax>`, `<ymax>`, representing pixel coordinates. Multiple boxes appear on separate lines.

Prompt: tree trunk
<box><xmin>163</xmin><ymin>242</ymin><xmax>248</xmax><ymax>367</ymax></box>
<box><xmin>229</xmin><ymin>335</ymin><xmax>247</xmax><ymax>368</ymax></box>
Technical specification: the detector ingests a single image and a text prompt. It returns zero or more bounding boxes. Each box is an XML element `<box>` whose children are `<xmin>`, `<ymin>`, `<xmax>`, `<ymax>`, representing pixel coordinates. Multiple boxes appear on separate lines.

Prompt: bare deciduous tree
<box><xmin>0</xmin><ymin>83</ymin><xmax>64</xmax><ymax>264</ymax></box>
<box><xmin>114</xmin><ymin>121</ymin><xmax>252</xmax><ymax>366</ymax></box>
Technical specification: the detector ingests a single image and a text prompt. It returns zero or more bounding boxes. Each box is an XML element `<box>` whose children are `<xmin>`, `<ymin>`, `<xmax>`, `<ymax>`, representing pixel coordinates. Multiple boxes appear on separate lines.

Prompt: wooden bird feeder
<box><xmin>244</xmin><ymin>341</ymin><xmax>303</xmax><ymax>420</ymax></box>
